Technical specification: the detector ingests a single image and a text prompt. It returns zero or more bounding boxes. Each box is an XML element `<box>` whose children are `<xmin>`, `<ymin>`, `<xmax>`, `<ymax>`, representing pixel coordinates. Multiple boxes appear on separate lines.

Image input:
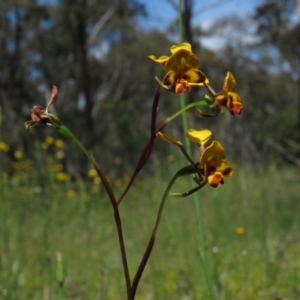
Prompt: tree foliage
<box><xmin>0</xmin><ymin>0</ymin><xmax>299</xmax><ymax>172</ymax></box>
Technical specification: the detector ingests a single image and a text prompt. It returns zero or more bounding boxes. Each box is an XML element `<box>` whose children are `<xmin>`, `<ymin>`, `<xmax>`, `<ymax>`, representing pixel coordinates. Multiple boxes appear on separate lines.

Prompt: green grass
<box><xmin>0</xmin><ymin>163</ymin><xmax>300</xmax><ymax>299</ymax></box>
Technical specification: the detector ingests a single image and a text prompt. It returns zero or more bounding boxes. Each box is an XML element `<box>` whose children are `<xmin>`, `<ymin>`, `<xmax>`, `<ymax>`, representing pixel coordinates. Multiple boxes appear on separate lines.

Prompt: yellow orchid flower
<box><xmin>214</xmin><ymin>72</ymin><xmax>242</xmax><ymax>115</ymax></box>
<box><xmin>149</xmin><ymin>43</ymin><xmax>208</xmax><ymax>94</ymax></box>
<box><xmin>148</xmin><ymin>43</ymin><xmax>192</xmax><ymax>67</ymax></box>
<box><xmin>199</xmin><ymin>141</ymin><xmax>233</xmax><ymax>187</ymax></box>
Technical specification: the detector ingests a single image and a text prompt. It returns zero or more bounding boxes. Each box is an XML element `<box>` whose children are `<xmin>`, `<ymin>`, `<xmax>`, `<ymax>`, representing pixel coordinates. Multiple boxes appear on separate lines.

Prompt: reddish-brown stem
<box><xmin>117</xmin><ymin>87</ymin><xmax>162</xmax><ymax>206</ymax></box>
<box><xmin>131</xmin><ymin>172</ymin><xmax>205</xmax><ymax>297</ymax></box>
<box><xmin>131</xmin><ymin>171</ymin><xmax>179</xmax><ymax>298</ymax></box>
<box><xmin>91</xmin><ymin>157</ymin><xmax>132</xmax><ymax>300</ymax></box>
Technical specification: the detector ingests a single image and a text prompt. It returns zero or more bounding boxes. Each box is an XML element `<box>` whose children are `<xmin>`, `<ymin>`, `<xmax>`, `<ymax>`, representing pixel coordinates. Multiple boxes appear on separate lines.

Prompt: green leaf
<box><xmin>175</xmin><ymin>164</ymin><xmax>197</xmax><ymax>177</ymax></box>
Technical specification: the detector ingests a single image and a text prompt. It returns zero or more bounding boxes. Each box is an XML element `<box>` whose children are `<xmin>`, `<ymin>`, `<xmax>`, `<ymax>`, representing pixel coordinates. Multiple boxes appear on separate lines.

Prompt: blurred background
<box><xmin>1</xmin><ymin>0</ymin><xmax>300</xmax><ymax>174</ymax></box>
<box><xmin>1</xmin><ymin>1</ymin><xmax>300</xmax><ymax>299</ymax></box>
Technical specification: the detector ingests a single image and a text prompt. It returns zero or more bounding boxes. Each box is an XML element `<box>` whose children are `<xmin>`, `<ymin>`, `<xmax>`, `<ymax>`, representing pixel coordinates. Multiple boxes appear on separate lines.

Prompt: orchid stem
<box><xmin>117</xmin><ymin>87</ymin><xmax>162</xmax><ymax>206</ymax></box>
<box><xmin>58</xmin><ymin>125</ymin><xmax>132</xmax><ymax>300</ymax></box>
<box><xmin>131</xmin><ymin>169</ymin><xmax>183</xmax><ymax>298</ymax></box>
<box><xmin>178</xmin><ymin>1</ymin><xmax>217</xmax><ymax>299</ymax></box>
<box><xmin>167</xmin><ymin>99</ymin><xmax>208</xmax><ymax>124</ymax></box>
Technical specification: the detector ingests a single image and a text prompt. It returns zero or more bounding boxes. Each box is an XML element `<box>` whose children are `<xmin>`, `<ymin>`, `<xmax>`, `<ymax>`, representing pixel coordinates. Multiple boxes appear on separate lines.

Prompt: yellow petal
<box><xmin>165</xmin><ymin>49</ymin><xmax>199</xmax><ymax>72</ymax></box>
<box><xmin>186</xmin><ymin>129</ymin><xmax>212</xmax><ymax>145</ymax></box>
<box><xmin>148</xmin><ymin>55</ymin><xmax>169</xmax><ymax>65</ymax></box>
<box><xmin>199</xmin><ymin>141</ymin><xmax>225</xmax><ymax>168</ymax></box>
<box><xmin>223</xmin><ymin>72</ymin><xmax>236</xmax><ymax>93</ymax></box>
<box><xmin>156</xmin><ymin>132</ymin><xmax>183</xmax><ymax>146</ymax></box>
<box><xmin>163</xmin><ymin>70</ymin><xmax>176</xmax><ymax>86</ymax></box>
<box><xmin>184</xmin><ymin>69</ymin><xmax>207</xmax><ymax>84</ymax></box>
<box><xmin>170</xmin><ymin>42</ymin><xmax>192</xmax><ymax>54</ymax></box>
<box><xmin>189</xmin><ymin>77</ymin><xmax>210</xmax><ymax>86</ymax></box>
<box><xmin>216</xmin><ymin>160</ymin><xmax>233</xmax><ymax>177</ymax></box>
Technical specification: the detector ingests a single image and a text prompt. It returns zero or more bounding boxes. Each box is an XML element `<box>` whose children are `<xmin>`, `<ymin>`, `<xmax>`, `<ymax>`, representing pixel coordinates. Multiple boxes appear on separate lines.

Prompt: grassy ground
<box><xmin>0</xmin><ymin>159</ymin><xmax>300</xmax><ymax>300</ymax></box>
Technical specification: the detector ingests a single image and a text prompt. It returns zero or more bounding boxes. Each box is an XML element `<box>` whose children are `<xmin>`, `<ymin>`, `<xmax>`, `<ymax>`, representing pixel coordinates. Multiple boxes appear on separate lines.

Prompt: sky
<box><xmin>138</xmin><ymin>0</ymin><xmax>261</xmax><ymax>50</ymax></box>
<box><xmin>35</xmin><ymin>0</ymin><xmax>298</xmax><ymax>52</ymax></box>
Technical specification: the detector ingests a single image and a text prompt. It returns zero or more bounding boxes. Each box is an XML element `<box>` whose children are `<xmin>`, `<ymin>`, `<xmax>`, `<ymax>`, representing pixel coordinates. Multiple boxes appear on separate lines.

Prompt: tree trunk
<box><xmin>75</xmin><ymin>0</ymin><xmax>94</xmax><ymax>148</ymax></box>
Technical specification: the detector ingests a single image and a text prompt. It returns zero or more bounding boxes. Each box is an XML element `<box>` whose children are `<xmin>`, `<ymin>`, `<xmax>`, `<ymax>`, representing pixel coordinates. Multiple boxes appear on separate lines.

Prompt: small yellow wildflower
<box><xmin>14</xmin><ymin>151</ymin><xmax>23</xmax><ymax>160</ymax></box>
<box><xmin>93</xmin><ymin>177</ymin><xmax>101</xmax><ymax>184</ymax></box>
<box><xmin>55</xmin><ymin>151</ymin><xmax>65</xmax><ymax>159</ymax></box>
<box><xmin>123</xmin><ymin>172</ymin><xmax>131</xmax><ymax>184</ymax></box>
<box><xmin>56</xmin><ymin>172</ymin><xmax>70</xmax><ymax>182</ymax></box>
<box><xmin>66</xmin><ymin>189</ymin><xmax>76</xmax><ymax>197</ymax></box>
<box><xmin>55</xmin><ymin>139</ymin><xmax>64</xmax><ymax>148</ymax></box>
<box><xmin>23</xmin><ymin>160</ymin><xmax>33</xmax><ymax>172</ymax></box>
<box><xmin>45</xmin><ymin>136</ymin><xmax>55</xmax><ymax>145</ymax></box>
<box><xmin>114</xmin><ymin>179</ymin><xmax>123</xmax><ymax>189</ymax></box>
<box><xmin>0</xmin><ymin>141</ymin><xmax>10</xmax><ymax>152</ymax></box>
<box><xmin>91</xmin><ymin>185</ymin><xmax>100</xmax><ymax>194</ymax></box>
<box><xmin>87</xmin><ymin>168</ymin><xmax>97</xmax><ymax>179</ymax></box>
<box><xmin>41</xmin><ymin>141</ymin><xmax>48</xmax><ymax>150</ymax></box>
<box><xmin>167</xmin><ymin>154</ymin><xmax>175</xmax><ymax>161</ymax></box>
<box><xmin>236</xmin><ymin>227</ymin><xmax>245</xmax><ymax>235</ymax></box>
<box><xmin>51</xmin><ymin>164</ymin><xmax>64</xmax><ymax>172</ymax></box>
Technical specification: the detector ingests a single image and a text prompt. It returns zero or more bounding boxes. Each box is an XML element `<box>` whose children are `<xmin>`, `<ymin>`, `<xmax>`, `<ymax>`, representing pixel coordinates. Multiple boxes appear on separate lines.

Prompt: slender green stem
<box><xmin>58</xmin><ymin>125</ymin><xmax>90</xmax><ymax>158</ymax></box>
<box><xmin>167</xmin><ymin>100</ymin><xmax>208</xmax><ymax>124</ymax></box>
<box><xmin>0</xmin><ymin>106</ymin><xmax>6</xmax><ymax>259</ymax></box>
<box><xmin>178</xmin><ymin>1</ymin><xmax>217</xmax><ymax>299</ymax></box>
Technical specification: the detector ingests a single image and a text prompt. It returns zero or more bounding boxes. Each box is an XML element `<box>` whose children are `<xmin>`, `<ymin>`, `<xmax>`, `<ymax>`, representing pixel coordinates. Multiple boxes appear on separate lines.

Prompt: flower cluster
<box><xmin>149</xmin><ymin>43</ymin><xmax>242</xmax><ymax>116</ymax></box>
<box><xmin>150</xmin><ymin>43</ymin><xmax>242</xmax><ymax>192</ymax></box>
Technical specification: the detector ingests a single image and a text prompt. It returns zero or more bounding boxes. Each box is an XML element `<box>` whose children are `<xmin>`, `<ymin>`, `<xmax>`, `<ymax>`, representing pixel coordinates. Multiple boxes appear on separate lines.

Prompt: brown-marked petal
<box><xmin>208</xmin><ymin>172</ymin><xmax>224</xmax><ymax>187</ymax></box>
<box><xmin>183</xmin><ymin>69</ymin><xmax>206</xmax><ymax>84</ymax></box>
<box><xmin>163</xmin><ymin>70</ymin><xmax>176</xmax><ymax>86</ymax></box>
<box><xmin>223</xmin><ymin>72</ymin><xmax>236</xmax><ymax>93</ymax></box>
<box><xmin>175</xmin><ymin>81</ymin><xmax>188</xmax><ymax>94</ymax></box>
<box><xmin>200</xmin><ymin>141</ymin><xmax>225</xmax><ymax>169</ymax></box>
